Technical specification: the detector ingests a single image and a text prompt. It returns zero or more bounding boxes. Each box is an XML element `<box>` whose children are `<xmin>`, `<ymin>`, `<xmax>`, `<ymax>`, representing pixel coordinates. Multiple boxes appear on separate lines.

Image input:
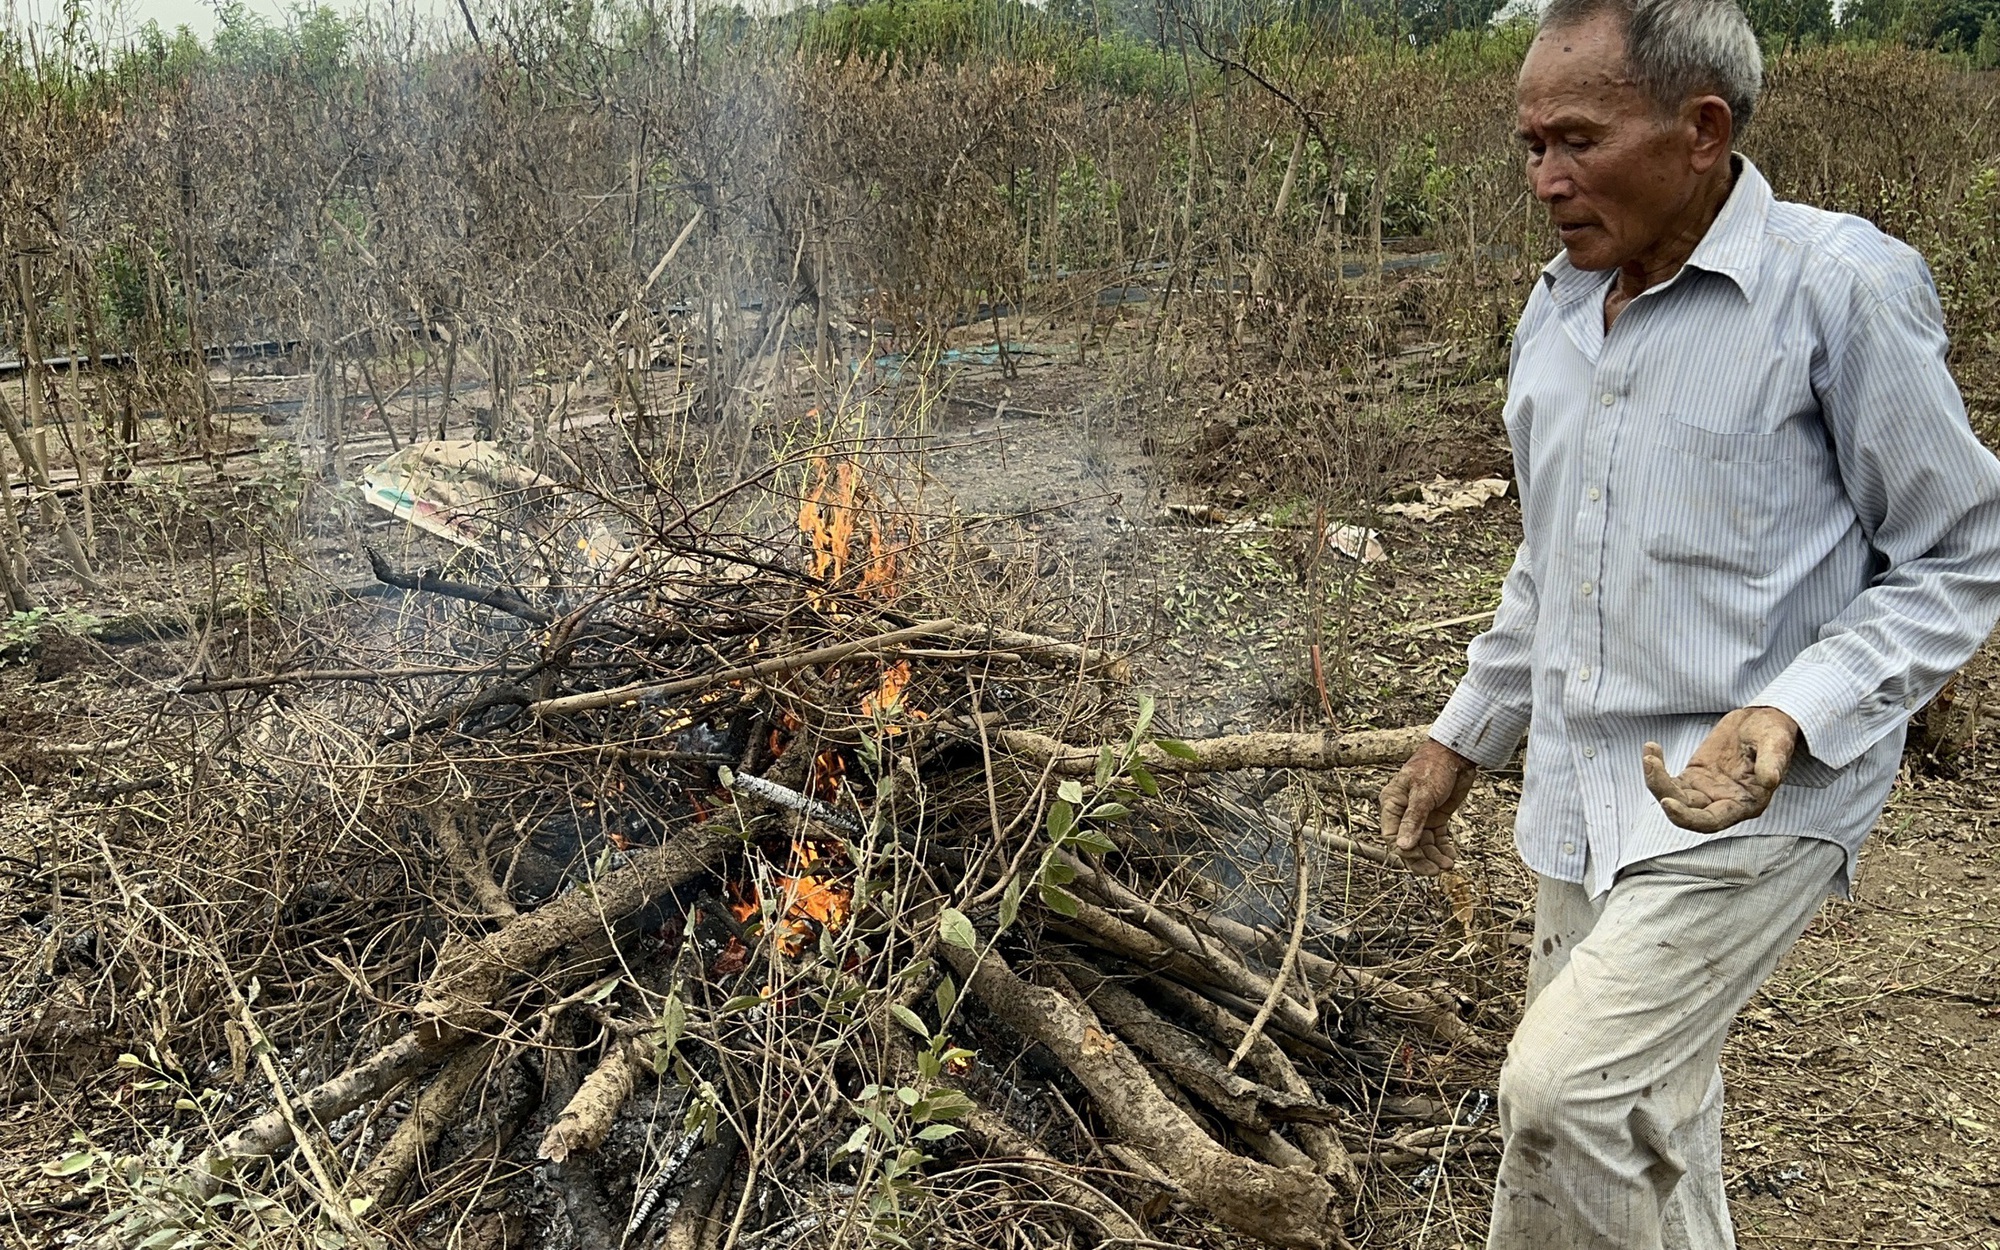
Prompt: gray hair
<box><xmin>1538</xmin><ymin>0</ymin><xmax>1763</xmax><ymax>132</ymax></box>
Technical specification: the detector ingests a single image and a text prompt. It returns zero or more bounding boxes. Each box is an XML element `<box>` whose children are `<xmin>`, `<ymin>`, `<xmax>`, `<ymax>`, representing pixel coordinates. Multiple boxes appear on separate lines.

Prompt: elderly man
<box><xmin>1378</xmin><ymin>0</ymin><xmax>2000</xmax><ymax>1246</ymax></box>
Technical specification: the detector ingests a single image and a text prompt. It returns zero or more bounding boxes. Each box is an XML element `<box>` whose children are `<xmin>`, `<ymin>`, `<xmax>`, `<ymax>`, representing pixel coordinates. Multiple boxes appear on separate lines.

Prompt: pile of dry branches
<box><xmin>8</xmin><ymin>450</ymin><xmax>1493</xmax><ymax>1250</ymax></box>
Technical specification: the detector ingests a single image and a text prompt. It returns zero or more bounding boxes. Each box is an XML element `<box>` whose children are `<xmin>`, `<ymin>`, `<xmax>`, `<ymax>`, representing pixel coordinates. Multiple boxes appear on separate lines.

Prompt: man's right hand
<box><xmin>1379</xmin><ymin>741</ymin><xmax>1478</xmax><ymax>876</ymax></box>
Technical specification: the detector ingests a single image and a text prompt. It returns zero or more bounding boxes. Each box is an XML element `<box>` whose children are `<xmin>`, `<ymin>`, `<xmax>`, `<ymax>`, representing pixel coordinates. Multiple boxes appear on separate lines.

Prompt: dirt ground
<box><xmin>2</xmin><ymin>300</ymin><xmax>1997</xmax><ymax>1248</ymax></box>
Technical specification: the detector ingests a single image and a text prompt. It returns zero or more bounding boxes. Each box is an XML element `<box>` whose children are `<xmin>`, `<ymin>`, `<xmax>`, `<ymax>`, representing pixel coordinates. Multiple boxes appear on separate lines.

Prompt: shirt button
<box><xmin>1579</xmin><ymin>580</ymin><xmax>1594</xmax><ymax>596</ymax></box>
<box><xmin>1583</xmin><ymin>745</ymin><xmax>1596</xmax><ymax>758</ymax></box>
<box><xmin>1600</xmin><ymin>392</ymin><xmax>1615</xmax><ymax>406</ymax></box>
<box><xmin>1562</xmin><ymin>841</ymin><xmax>1577</xmax><ymax>855</ymax></box>
<box><xmin>1577</xmin><ymin>667</ymin><xmax>1593</xmax><ymax>681</ymax></box>
<box><xmin>1587</xmin><ymin>486</ymin><xmax>1602</xmax><ymax>501</ymax></box>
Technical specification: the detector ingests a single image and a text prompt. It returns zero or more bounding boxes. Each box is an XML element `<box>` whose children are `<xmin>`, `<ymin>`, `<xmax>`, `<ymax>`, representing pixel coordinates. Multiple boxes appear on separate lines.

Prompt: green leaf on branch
<box><xmin>890</xmin><ymin>1004</ymin><xmax>931</xmax><ymax>1039</ymax></box>
<box><xmin>935</xmin><ymin>974</ymin><xmax>957</xmax><ymax>1019</ymax></box>
<box><xmin>937</xmin><ymin>908</ymin><xmax>978</xmax><ymax>952</ymax></box>
<box><xmin>1069</xmin><ymin>826</ymin><xmax>1117</xmax><ymax>855</ymax></box>
<box><xmin>1155</xmin><ymin>737</ymin><xmax>1200</xmax><ymax>761</ymax></box>
<box><xmin>1128</xmin><ymin>764</ymin><xmax>1161</xmax><ymax>797</ymax></box>
<box><xmin>912</xmin><ymin>1089</ymin><xmax>975</xmax><ymax>1121</ymax></box>
<box><xmin>1039</xmin><ymin>881</ymin><xmax>1081</xmax><ymax>917</ymax></box>
<box><xmin>1056</xmin><ymin>778</ymin><xmax>1085</xmax><ymax>805</ymax></box>
<box><xmin>998</xmin><ymin>876</ymin><xmax>1023</xmax><ymax>930</ymax></box>
<box><xmin>1046</xmin><ymin>799</ymin><xmax>1075</xmax><ymax>842</ymax></box>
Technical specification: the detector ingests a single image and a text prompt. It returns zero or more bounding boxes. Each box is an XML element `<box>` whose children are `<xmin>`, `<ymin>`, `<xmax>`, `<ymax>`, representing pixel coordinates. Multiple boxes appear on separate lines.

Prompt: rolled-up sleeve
<box><xmin>1755</xmin><ymin>272</ymin><xmax>2000</xmax><ymax>768</ymax></box>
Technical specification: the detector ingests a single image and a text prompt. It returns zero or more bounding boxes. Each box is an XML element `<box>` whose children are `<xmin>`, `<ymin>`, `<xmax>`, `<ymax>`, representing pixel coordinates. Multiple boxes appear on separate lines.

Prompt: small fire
<box><xmin>798</xmin><ymin>457</ymin><xmax>900</xmax><ymax>600</ymax></box>
<box><xmin>726</xmin><ymin>838</ymin><xmax>855</xmax><ymax>959</ymax></box>
<box><xmin>810</xmin><ymin>748</ymin><xmax>846</xmax><ymax>800</ymax></box>
<box><xmin>861</xmin><ymin>660</ymin><xmax>912</xmax><ymax>718</ymax></box>
<box><xmin>799</xmin><ymin>459</ymin><xmax>861</xmax><ymax>584</ymax></box>
<box><xmin>767</xmin><ymin>708</ymin><xmax>802</xmax><ymax>760</ymax></box>
<box><xmin>860</xmin><ymin>660</ymin><xmax>929</xmax><ymax>734</ymax></box>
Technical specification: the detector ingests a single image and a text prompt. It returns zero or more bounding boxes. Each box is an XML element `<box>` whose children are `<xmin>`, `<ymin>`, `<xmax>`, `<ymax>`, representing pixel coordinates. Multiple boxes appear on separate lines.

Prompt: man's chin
<box><xmin>1561</xmin><ymin>236</ymin><xmax>1618</xmax><ymax>270</ymax></box>
<box><xmin>1560</xmin><ymin>244</ymin><xmax>1624</xmax><ymax>270</ymax></box>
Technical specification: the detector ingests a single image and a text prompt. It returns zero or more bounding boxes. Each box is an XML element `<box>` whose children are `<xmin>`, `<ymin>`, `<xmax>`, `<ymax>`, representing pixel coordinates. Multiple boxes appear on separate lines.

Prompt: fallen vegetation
<box><xmin>2</xmin><ymin>1</ymin><xmax>1997</xmax><ymax>1247</ymax></box>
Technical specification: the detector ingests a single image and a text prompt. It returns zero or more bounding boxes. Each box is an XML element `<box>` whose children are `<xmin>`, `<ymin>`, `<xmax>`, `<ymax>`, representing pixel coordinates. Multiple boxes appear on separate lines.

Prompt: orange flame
<box><xmin>767</xmin><ymin>708</ymin><xmax>802</xmax><ymax>760</ymax></box>
<box><xmin>726</xmin><ymin>838</ymin><xmax>855</xmax><ymax>959</ymax></box>
<box><xmin>861</xmin><ymin>660</ymin><xmax>911</xmax><ymax>719</ymax></box>
<box><xmin>798</xmin><ymin>457</ymin><xmax>900</xmax><ymax>601</ymax></box>
<box><xmin>799</xmin><ymin>459</ymin><xmax>861</xmax><ymax>584</ymax></box>
<box><xmin>860</xmin><ymin>660</ymin><xmax>928</xmax><ymax>734</ymax></box>
<box><xmin>810</xmin><ymin>748</ymin><xmax>846</xmax><ymax>800</ymax></box>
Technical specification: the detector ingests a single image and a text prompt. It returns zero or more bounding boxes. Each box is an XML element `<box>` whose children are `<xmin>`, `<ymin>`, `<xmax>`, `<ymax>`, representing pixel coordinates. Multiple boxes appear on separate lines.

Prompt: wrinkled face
<box><xmin>1516</xmin><ymin>13</ymin><xmax>1706</xmax><ymax>271</ymax></box>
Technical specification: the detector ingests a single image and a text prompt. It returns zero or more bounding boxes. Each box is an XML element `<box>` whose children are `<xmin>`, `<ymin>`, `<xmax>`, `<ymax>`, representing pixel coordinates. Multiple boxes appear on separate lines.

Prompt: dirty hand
<box><xmin>1380</xmin><ymin>741</ymin><xmax>1478</xmax><ymax>876</ymax></box>
<box><xmin>1642</xmin><ymin>706</ymin><xmax>1801</xmax><ymax>834</ymax></box>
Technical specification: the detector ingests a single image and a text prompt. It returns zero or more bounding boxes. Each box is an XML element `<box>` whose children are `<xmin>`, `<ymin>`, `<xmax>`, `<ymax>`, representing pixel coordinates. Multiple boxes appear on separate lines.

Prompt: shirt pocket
<box><xmin>1655</xmin><ymin>413</ymin><xmax>1797</xmax><ymax>463</ymax></box>
<box><xmin>1636</xmin><ymin>417</ymin><xmax>1801</xmax><ymax>576</ymax></box>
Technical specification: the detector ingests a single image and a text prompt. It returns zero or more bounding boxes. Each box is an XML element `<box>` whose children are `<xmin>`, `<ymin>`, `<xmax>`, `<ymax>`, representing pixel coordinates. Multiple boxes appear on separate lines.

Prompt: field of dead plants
<box><xmin>2</xmin><ymin>5</ymin><xmax>1999</xmax><ymax>1249</ymax></box>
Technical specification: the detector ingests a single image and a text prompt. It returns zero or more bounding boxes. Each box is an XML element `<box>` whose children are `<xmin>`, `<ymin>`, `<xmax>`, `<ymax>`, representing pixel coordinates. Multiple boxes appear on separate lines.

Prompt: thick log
<box><xmin>658</xmin><ymin>1122</ymin><xmax>742</xmax><ymax>1250</ymax></box>
<box><xmin>201</xmin><ymin>1031</ymin><xmax>441</xmax><ymax>1182</ymax></box>
<box><xmin>1047</xmin><ymin>904</ymin><xmax>1336</xmax><ymax>1057</ymax></box>
<box><xmin>1055</xmin><ymin>957</ymin><xmax>1340</xmax><ymax>1134</ymax></box>
<box><xmin>1145</xmin><ymin>978</ymin><xmax>1363</xmax><ymax>1198</ymax></box>
<box><xmin>938</xmin><ymin>943</ymin><xmax>1339</xmax><ymax>1250</ymax></box>
<box><xmin>1063</xmin><ymin>856</ymin><xmax>1320</xmax><ymax>1040</ymax></box>
<box><xmin>996</xmin><ymin>725</ymin><xmax>1431</xmax><ymax>775</ymax></box>
<box><xmin>417</xmin><ymin>821</ymin><xmax>739</xmax><ymax>1030</ymax></box>
<box><xmin>539</xmin><ymin>1038</ymin><xmax>645</xmax><ymax>1162</ymax></box>
<box><xmin>1196</xmin><ymin>911</ymin><xmax>1495</xmax><ymax>1054</ymax></box>
<box><xmin>351</xmin><ymin>1039</ymin><xmax>497</xmax><ymax>1203</ymax></box>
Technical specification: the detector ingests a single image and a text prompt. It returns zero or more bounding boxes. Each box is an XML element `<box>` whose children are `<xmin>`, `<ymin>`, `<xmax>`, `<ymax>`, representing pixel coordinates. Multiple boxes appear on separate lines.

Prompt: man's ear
<box><xmin>1688</xmin><ymin>95</ymin><xmax>1733</xmax><ymax>173</ymax></box>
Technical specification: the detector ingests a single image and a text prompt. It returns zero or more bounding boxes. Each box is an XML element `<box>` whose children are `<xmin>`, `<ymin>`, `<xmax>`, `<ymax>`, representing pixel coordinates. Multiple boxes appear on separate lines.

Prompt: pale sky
<box><xmin>6</xmin><ymin>0</ymin><xmax>452</xmax><ymax>42</ymax></box>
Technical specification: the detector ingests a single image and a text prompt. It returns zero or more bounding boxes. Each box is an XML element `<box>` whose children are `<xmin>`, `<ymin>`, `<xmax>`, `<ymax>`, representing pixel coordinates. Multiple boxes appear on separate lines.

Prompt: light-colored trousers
<box><xmin>1485</xmin><ymin>834</ymin><xmax>1845</xmax><ymax>1250</ymax></box>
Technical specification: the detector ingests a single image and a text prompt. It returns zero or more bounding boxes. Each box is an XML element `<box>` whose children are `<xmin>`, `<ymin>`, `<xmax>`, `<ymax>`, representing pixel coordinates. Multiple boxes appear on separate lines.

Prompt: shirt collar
<box><xmin>1539</xmin><ymin>154</ymin><xmax>1772</xmax><ymax>304</ymax></box>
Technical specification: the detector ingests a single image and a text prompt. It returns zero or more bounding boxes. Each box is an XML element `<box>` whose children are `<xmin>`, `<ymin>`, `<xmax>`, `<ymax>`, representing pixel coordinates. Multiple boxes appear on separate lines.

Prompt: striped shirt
<box><xmin>1430</xmin><ymin>157</ymin><xmax>2000</xmax><ymax>897</ymax></box>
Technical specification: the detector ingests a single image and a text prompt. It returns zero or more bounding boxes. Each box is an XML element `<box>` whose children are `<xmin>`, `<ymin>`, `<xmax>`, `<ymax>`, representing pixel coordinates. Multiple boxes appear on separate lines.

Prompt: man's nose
<box><xmin>1530</xmin><ymin>155</ymin><xmax>1572</xmax><ymax>203</ymax></box>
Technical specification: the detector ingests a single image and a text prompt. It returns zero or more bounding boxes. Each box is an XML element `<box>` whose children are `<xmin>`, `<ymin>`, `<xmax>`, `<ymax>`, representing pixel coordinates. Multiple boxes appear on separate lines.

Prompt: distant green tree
<box><xmin>210</xmin><ymin>1</ymin><xmax>353</xmax><ymax>82</ymax></box>
<box><xmin>114</xmin><ymin>19</ymin><xmax>208</xmax><ymax>87</ymax></box>
<box><xmin>1976</xmin><ymin>9</ymin><xmax>2000</xmax><ymax>64</ymax></box>
<box><xmin>1838</xmin><ymin>0</ymin><xmax>1999</xmax><ymax>54</ymax></box>
<box><xmin>1930</xmin><ymin>0</ymin><xmax>2000</xmax><ymax>54</ymax></box>
<box><xmin>1743</xmin><ymin>0</ymin><xmax>1833</xmax><ymax>48</ymax></box>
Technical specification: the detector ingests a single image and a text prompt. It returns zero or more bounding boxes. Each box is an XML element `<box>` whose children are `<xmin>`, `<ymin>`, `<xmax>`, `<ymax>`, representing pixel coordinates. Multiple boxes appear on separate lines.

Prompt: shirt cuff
<box><xmin>1753</xmin><ymin>660</ymin><xmax>1874</xmax><ymax>771</ymax></box>
<box><xmin>1429</xmin><ymin>679</ymin><xmax>1532</xmax><ymax>769</ymax></box>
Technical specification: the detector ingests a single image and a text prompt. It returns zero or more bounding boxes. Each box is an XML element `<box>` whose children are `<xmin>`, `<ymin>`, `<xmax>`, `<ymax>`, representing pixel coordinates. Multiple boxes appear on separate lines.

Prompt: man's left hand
<box><xmin>1642</xmin><ymin>706</ymin><xmax>1801</xmax><ymax>834</ymax></box>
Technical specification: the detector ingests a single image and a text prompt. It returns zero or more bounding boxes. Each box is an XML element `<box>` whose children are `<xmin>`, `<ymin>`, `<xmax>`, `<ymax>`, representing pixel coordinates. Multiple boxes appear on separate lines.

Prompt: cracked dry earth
<box><xmin>914</xmin><ymin>347</ymin><xmax>2000</xmax><ymax>1249</ymax></box>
